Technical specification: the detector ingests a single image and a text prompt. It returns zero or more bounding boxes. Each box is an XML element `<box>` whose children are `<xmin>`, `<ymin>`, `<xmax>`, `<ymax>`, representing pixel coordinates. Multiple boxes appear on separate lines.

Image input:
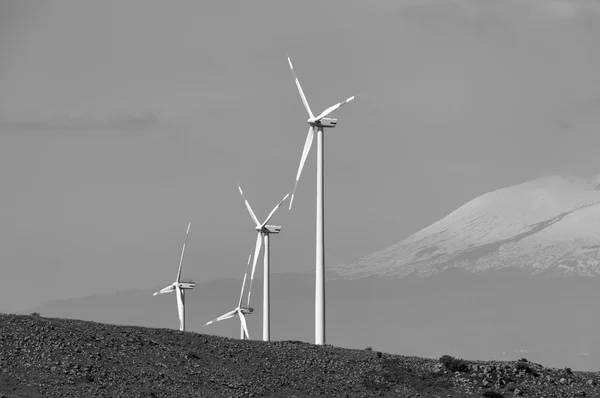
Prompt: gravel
<box><xmin>1</xmin><ymin>314</ymin><xmax>599</xmax><ymax>397</ymax></box>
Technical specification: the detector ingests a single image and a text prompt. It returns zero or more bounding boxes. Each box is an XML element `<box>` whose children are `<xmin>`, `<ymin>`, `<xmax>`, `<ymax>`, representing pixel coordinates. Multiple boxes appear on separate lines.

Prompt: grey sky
<box><xmin>1</xmin><ymin>0</ymin><xmax>600</xmax><ymax>311</ymax></box>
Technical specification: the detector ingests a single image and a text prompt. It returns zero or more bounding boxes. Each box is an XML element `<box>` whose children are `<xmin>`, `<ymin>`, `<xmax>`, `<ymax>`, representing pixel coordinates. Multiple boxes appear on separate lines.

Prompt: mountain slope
<box><xmin>333</xmin><ymin>175</ymin><xmax>600</xmax><ymax>279</ymax></box>
<box><xmin>2</xmin><ymin>314</ymin><xmax>600</xmax><ymax>398</ymax></box>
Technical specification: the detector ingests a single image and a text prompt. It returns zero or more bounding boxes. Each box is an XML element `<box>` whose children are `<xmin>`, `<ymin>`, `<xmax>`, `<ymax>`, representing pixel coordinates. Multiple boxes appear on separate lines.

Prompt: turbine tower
<box><xmin>237</xmin><ymin>184</ymin><xmax>289</xmax><ymax>341</ymax></box>
<box><xmin>152</xmin><ymin>222</ymin><xmax>196</xmax><ymax>332</ymax></box>
<box><xmin>286</xmin><ymin>56</ymin><xmax>355</xmax><ymax>345</ymax></box>
<box><xmin>204</xmin><ymin>254</ymin><xmax>254</xmax><ymax>340</ymax></box>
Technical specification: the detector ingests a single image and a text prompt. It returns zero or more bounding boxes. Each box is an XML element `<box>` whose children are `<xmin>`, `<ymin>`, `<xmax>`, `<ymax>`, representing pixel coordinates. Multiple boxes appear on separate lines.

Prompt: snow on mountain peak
<box><xmin>333</xmin><ymin>175</ymin><xmax>600</xmax><ymax>279</ymax></box>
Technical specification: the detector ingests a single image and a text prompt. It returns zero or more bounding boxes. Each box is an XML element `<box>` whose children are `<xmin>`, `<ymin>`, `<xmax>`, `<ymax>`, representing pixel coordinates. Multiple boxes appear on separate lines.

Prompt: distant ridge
<box><xmin>333</xmin><ymin>175</ymin><xmax>600</xmax><ymax>279</ymax></box>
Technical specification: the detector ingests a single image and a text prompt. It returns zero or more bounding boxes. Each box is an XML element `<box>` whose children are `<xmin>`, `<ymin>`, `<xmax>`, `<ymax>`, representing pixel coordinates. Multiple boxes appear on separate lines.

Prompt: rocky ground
<box><xmin>1</xmin><ymin>314</ymin><xmax>599</xmax><ymax>397</ymax></box>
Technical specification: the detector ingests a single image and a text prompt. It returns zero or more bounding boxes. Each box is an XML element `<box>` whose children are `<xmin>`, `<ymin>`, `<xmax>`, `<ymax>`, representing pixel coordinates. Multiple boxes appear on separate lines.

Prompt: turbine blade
<box><xmin>176</xmin><ymin>286</ymin><xmax>184</xmax><ymax>330</ymax></box>
<box><xmin>261</xmin><ymin>192</ymin><xmax>290</xmax><ymax>228</ymax></box>
<box><xmin>176</xmin><ymin>222</ymin><xmax>192</xmax><ymax>282</ymax></box>
<box><xmin>238</xmin><ymin>184</ymin><xmax>261</xmax><ymax>226</ymax></box>
<box><xmin>247</xmin><ymin>233</ymin><xmax>262</xmax><ymax>306</ymax></box>
<box><xmin>314</xmin><ymin>95</ymin><xmax>355</xmax><ymax>121</ymax></box>
<box><xmin>238</xmin><ymin>253</ymin><xmax>252</xmax><ymax>308</ymax></box>
<box><xmin>289</xmin><ymin>126</ymin><xmax>314</xmax><ymax>210</ymax></box>
<box><xmin>238</xmin><ymin>312</ymin><xmax>250</xmax><ymax>340</ymax></box>
<box><xmin>153</xmin><ymin>284</ymin><xmax>175</xmax><ymax>296</ymax></box>
<box><xmin>287</xmin><ymin>56</ymin><xmax>314</xmax><ymax>119</ymax></box>
<box><xmin>204</xmin><ymin>310</ymin><xmax>237</xmax><ymax>326</ymax></box>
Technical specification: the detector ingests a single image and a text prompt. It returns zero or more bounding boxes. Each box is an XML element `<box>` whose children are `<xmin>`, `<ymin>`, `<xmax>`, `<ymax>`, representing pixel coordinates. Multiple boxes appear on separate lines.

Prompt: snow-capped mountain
<box><xmin>333</xmin><ymin>175</ymin><xmax>600</xmax><ymax>279</ymax></box>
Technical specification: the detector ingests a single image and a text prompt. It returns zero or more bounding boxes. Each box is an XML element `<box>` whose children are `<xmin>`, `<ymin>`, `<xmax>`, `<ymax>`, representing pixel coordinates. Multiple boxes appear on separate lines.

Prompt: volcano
<box><xmin>332</xmin><ymin>175</ymin><xmax>600</xmax><ymax>279</ymax></box>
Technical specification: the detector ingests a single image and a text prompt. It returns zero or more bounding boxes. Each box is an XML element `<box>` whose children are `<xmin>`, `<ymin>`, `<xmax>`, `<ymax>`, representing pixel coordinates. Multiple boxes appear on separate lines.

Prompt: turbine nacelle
<box><xmin>177</xmin><ymin>282</ymin><xmax>196</xmax><ymax>290</ymax></box>
<box><xmin>240</xmin><ymin>307</ymin><xmax>254</xmax><ymax>315</ymax></box>
<box><xmin>255</xmin><ymin>225</ymin><xmax>282</xmax><ymax>234</ymax></box>
<box><xmin>308</xmin><ymin>117</ymin><xmax>338</xmax><ymax>128</ymax></box>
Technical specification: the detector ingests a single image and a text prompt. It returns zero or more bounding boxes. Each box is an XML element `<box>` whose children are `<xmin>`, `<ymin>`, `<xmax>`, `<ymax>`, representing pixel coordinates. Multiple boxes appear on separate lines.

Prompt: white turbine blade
<box><xmin>238</xmin><ymin>184</ymin><xmax>261</xmax><ymax>227</ymax></box>
<box><xmin>176</xmin><ymin>286</ymin><xmax>184</xmax><ymax>330</ymax></box>
<box><xmin>238</xmin><ymin>312</ymin><xmax>250</xmax><ymax>340</ymax></box>
<box><xmin>289</xmin><ymin>126</ymin><xmax>314</xmax><ymax>210</ymax></box>
<box><xmin>237</xmin><ymin>254</ymin><xmax>252</xmax><ymax>308</ymax></box>
<box><xmin>204</xmin><ymin>310</ymin><xmax>237</xmax><ymax>326</ymax></box>
<box><xmin>176</xmin><ymin>222</ymin><xmax>192</xmax><ymax>282</ymax></box>
<box><xmin>153</xmin><ymin>284</ymin><xmax>175</xmax><ymax>296</ymax></box>
<box><xmin>261</xmin><ymin>192</ymin><xmax>290</xmax><ymax>228</ymax></box>
<box><xmin>314</xmin><ymin>95</ymin><xmax>355</xmax><ymax>121</ymax></box>
<box><xmin>247</xmin><ymin>233</ymin><xmax>262</xmax><ymax>306</ymax></box>
<box><xmin>287</xmin><ymin>56</ymin><xmax>314</xmax><ymax>119</ymax></box>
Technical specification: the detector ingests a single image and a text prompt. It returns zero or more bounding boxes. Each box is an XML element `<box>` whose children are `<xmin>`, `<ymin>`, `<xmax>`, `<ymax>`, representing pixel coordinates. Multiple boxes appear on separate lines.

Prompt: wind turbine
<box><xmin>237</xmin><ymin>184</ymin><xmax>289</xmax><ymax>341</ymax></box>
<box><xmin>204</xmin><ymin>254</ymin><xmax>253</xmax><ymax>340</ymax></box>
<box><xmin>286</xmin><ymin>56</ymin><xmax>355</xmax><ymax>345</ymax></box>
<box><xmin>152</xmin><ymin>222</ymin><xmax>196</xmax><ymax>332</ymax></box>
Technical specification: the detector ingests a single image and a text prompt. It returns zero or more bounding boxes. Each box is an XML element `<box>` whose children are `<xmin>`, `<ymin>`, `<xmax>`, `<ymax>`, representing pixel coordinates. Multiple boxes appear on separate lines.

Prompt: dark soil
<box><xmin>1</xmin><ymin>314</ymin><xmax>599</xmax><ymax>397</ymax></box>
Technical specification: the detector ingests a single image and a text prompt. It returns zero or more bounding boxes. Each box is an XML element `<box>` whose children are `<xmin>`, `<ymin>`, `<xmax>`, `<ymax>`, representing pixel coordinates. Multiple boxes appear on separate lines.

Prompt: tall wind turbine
<box><xmin>204</xmin><ymin>254</ymin><xmax>253</xmax><ymax>340</ymax></box>
<box><xmin>286</xmin><ymin>56</ymin><xmax>355</xmax><ymax>345</ymax></box>
<box><xmin>237</xmin><ymin>184</ymin><xmax>289</xmax><ymax>342</ymax></box>
<box><xmin>152</xmin><ymin>222</ymin><xmax>196</xmax><ymax>332</ymax></box>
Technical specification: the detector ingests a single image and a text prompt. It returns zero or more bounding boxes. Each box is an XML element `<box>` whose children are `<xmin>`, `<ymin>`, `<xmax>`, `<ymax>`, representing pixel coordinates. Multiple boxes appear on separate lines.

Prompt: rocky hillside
<box><xmin>1</xmin><ymin>314</ymin><xmax>600</xmax><ymax>398</ymax></box>
<box><xmin>333</xmin><ymin>175</ymin><xmax>600</xmax><ymax>279</ymax></box>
